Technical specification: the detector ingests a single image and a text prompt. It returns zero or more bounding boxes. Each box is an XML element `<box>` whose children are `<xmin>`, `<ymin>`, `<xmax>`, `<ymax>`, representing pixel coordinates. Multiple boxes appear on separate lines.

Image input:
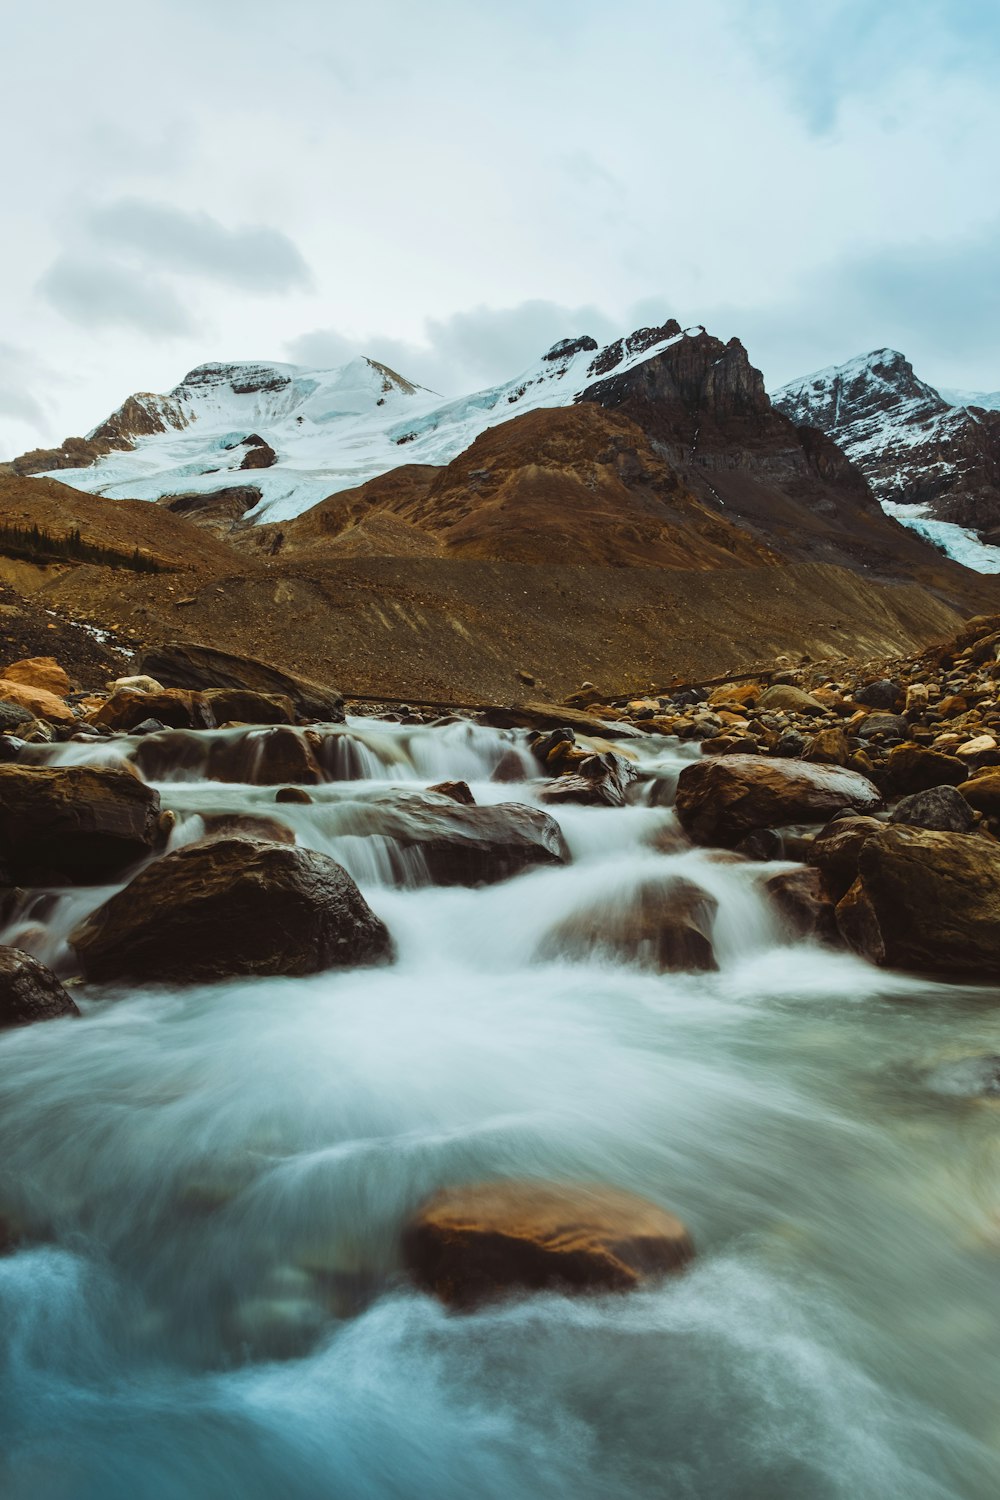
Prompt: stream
<box><xmin>1</xmin><ymin>718</ymin><xmax>998</xmax><ymax>1499</ymax></box>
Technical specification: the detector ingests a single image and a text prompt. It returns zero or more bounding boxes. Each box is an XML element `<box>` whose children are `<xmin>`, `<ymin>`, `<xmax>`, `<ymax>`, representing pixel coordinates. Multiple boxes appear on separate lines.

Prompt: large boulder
<box><xmin>136</xmin><ymin>643</ymin><xmax>344</xmax><ymax>723</ymax></box>
<box><xmin>536</xmin><ymin>876</ymin><xmax>717</xmax><ymax>971</ymax></box>
<box><xmin>0</xmin><ymin>678</ymin><xmax>74</xmax><ymax>725</ymax></box>
<box><xmin>90</xmin><ymin>687</ymin><xmax>297</xmax><ymax>734</ymax></box>
<box><xmin>2</xmin><ymin>657</ymin><xmax>71</xmax><ymax>696</ymax></box>
<box><xmin>675</xmin><ymin>755</ymin><xmax>882</xmax><ymax>848</ymax></box>
<box><xmin>403</xmin><ymin>1180</ymin><xmax>694</xmax><ymax>1308</ymax></box>
<box><xmin>0</xmin><ymin>945</ymin><xmax>79</xmax><ymax>1029</ymax></box>
<box><xmin>340</xmin><ymin>792</ymin><xmax>569</xmax><ymax>885</ymax></box>
<box><xmin>836</xmin><ymin>825</ymin><xmax>1000</xmax><ymax>977</ymax></box>
<box><xmin>0</xmin><ymin>764</ymin><xmax>162</xmax><ymax>884</ymax></box>
<box><xmin>70</xmin><ymin>837</ymin><xmax>392</xmax><ymax>984</ymax></box>
<box><xmin>206</xmin><ymin>727</ymin><xmax>322</xmax><ymax>785</ymax></box>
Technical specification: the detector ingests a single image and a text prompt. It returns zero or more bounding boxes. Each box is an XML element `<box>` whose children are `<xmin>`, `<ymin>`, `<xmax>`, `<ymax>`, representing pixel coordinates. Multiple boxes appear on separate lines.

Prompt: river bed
<box><xmin>1</xmin><ymin>719</ymin><xmax>998</xmax><ymax>1499</ymax></box>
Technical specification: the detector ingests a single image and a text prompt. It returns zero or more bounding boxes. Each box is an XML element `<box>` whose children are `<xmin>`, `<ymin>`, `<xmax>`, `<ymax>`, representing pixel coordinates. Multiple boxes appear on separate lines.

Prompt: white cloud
<box><xmin>37</xmin><ymin>256</ymin><xmax>195</xmax><ymax>336</ymax></box>
<box><xmin>88</xmin><ymin>199</ymin><xmax>314</xmax><ymax>293</ymax></box>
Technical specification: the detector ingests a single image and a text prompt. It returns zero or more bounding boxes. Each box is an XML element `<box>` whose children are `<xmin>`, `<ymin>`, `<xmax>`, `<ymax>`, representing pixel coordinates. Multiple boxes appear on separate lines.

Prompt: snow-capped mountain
<box><xmin>17</xmin><ymin>323</ymin><xmax>697</xmax><ymax>525</ymax></box>
<box><xmin>773</xmin><ymin>349</ymin><xmax>1000</xmax><ymax>571</ymax></box>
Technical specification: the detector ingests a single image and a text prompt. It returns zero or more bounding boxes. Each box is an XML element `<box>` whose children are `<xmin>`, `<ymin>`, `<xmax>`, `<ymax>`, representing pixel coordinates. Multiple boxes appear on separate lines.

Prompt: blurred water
<box><xmin>2</xmin><ymin>722</ymin><xmax>999</xmax><ymax>1498</ymax></box>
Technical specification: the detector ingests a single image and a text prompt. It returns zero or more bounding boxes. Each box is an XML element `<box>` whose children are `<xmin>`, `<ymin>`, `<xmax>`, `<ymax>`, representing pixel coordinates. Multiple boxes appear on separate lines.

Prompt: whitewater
<box><xmin>1</xmin><ymin>718</ymin><xmax>998</xmax><ymax>1499</ymax></box>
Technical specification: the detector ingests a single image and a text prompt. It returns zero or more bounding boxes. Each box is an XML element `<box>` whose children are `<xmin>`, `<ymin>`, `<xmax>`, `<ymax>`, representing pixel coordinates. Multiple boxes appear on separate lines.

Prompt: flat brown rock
<box><xmin>403</xmin><ymin>1180</ymin><xmax>694</xmax><ymax>1307</ymax></box>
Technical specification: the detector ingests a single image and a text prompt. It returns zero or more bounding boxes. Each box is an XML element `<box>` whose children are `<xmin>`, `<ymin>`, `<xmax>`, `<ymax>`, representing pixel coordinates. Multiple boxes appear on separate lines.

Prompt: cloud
<box><xmin>287</xmin><ymin>299</ymin><xmax>631</xmax><ymax>393</ymax></box>
<box><xmin>89</xmin><ymin>198</ymin><xmax>314</xmax><ymax>293</ymax></box>
<box><xmin>699</xmin><ymin>220</ymin><xmax>1000</xmax><ymax>390</ymax></box>
<box><xmin>0</xmin><ymin>343</ymin><xmax>49</xmax><ymax>432</ymax></box>
<box><xmin>37</xmin><ymin>255</ymin><xmax>195</xmax><ymax>336</ymax></box>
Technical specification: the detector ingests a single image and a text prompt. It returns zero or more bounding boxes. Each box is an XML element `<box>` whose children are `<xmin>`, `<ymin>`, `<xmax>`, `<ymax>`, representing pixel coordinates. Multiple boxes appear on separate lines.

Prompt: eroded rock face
<box><xmin>70</xmin><ymin>837</ymin><xmax>392</xmax><ymax>984</ymax></box>
<box><xmin>836</xmin><ymin>825</ymin><xmax>1000</xmax><ymax>976</ymax></box>
<box><xmin>0</xmin><ymin>764</ymin><xmax>162</xmax><ymax>884</ymax></box>
<box><xmin>403</xmin><ymin>1180</ymin><xmax>694</xmax><ymax>1307</ymax></box>
<box><xmin>675</xmin><ymin>755</ymin><xmax>882</xmax><ymax>848</ymax></box>
<box><xmin>536</xmin><ymin>876</ymin><xmax>717</xmax><ymax>972</ymax></box>
<box><xmin>0</xmin><ymin>945</ymin><xmax>79</xmax><ymax>1029</ymax></box>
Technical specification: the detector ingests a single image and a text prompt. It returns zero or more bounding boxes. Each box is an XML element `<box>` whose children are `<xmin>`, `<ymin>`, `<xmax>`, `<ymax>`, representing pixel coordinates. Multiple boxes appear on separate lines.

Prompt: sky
<box><xmin>1</xmin><ymin>0</ymin><xmax>999</xmax><ymax>459</ymax></box>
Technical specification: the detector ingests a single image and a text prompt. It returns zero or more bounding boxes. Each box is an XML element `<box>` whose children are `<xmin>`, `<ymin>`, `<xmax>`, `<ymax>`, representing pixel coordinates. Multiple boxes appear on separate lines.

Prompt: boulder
<box><xmin>339</xmin><ymin>792</ymin><xmax>569</xmax><ymax>885</ymax></box>
<box><xmin>886</xmin><ymin>744</ymin><xmax>967</xmax><ymax>794</ymax></box>
<box><xmin>427</xmin><ymin>780</ymin><xmax>475</xmax><ymax>805</ymax></box>
<box><xmin>0</xmin><ymin>700</ymin><xmax>33</xmax><ymax>733</ymax></box>
<box><xmin>490</xmin><ymin>750</ymin><xmax>529</xmax><ymax>783</ymax></box>
<box><xmin>535</xmin><ymin>876</ymin><xmax>717</xmax><ymax>972</ymax></box>
<box><xmin>889</xmin><ymin>786</ymin><xmax>975</xmax><ymax>834</ymax></box>
<box><xmin>854</xmin><ymin>679</ymin><xmax>905</xmax><ymax>712</ymax></box>
<box><xmin>2</xmin><ymin>657</ymin><xmax>70</xmax><ymax>696</ymax></box>
<box><xmin>275</xmin><ymin>786</ymin><xmax>313</xmax><ymax>804</ymax></box>
<box><xmin>0</xmin><ymin>679</ymin><xmax>74</xmax><ymax>725</ymax></box>
<box><xmin>0</xmin><ymin>764</ymin><xmax>162</xmax><ymax>884</ymax></box>
<box><xmin>403</xmin><ymin>1180</ymin><xmax>694</xmax><ymax>1307</ymax></box>
<box><xmin>110</xmin><ymin>674</ymin><xmax>164</xmax><ymax>694</ymax></box>
<box><xmin>802</xmin><ymin>727</ymin><xmax>850</xmax><ymax>766</ymax></box>
<box><xmin>959</xmin><ymin>771</ymin><xmax>1000</xmax><ymax>815</ymax></box>
<box><xmin>0</xmin><ymin>945</ymin><xmax>79</xmax><ymax>1029</ymax></box>
<box><xmin>756</xmin><ymin>684</ymin><xmax>825</xmax><ymax>715</ymax></box>
<box><xmin>205</xmin><ymin>727</ymin><xmax>322</xmax><ymax>785</ymax></box>
<box><xmin>674</xmin><ymin>755</ymin><xmax>882</xmax><ymax>848</ymax></box>
<box><xmin>763</xmin><ymin>867</ymin><xmax>838</xmax><ymax>943</ymax></box>
<box><xmin>856</xmin><ymin>712</ymin><xmax>908</xmax><ymax>742</ymax></box>
<box><xmin>70</xmin><ymin>837</ymin><xmax>392</xmax><ymax>984</ymax></box>
<box><xmin>808</xmin><ymin>815</ymin><xmax>886</xmax><ymax>902</ymax></box>
<box><xmin>836</xmin><ymin>825</ymin><xmax>1000</xmax><ymax>977</ymax></box>
<box><xmin>539</xmin><ymin>751</ymin><xmax>639</xmax><ymax>808</ymax></box>
<box><xmin>136</xmin><ymin>642</ymin><xmax>344</xmax><ymax>723</ymax></box>
<box><xmin>90</xmin><ymin>687</ymin><xmax>213</xmax><ymax>732</ymax></box>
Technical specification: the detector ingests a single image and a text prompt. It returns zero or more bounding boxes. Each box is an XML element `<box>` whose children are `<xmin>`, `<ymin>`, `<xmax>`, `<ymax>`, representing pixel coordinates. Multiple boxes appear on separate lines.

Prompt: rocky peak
<box><xmin>774</xmin><ymin>349</ymin><xmax>947</xmax><ymax>436</ymax></box>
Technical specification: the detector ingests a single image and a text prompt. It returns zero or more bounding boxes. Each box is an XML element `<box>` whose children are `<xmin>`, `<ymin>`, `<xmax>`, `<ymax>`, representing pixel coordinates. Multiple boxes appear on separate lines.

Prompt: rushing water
<box><xmin>2</xmin><ymin>719</ymin><xmax>999</xmax><ymax>1499</ymax></box>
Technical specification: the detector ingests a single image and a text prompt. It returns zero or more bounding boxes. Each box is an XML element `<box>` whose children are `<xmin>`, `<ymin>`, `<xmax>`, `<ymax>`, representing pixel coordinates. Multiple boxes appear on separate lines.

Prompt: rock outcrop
<box><xmin>403</xmin><ymin>1180</ymin><xmax>694</xmax><ymax>1307</ymax></box>
<box><xmin>774</xmin><ymin>349</ymin><xmax>1000</xmax><ymax>537</ymax></box>
<box><xmin>70</xmin><ymin>837</ymin><xmax>392</xmax><ymax>983</ymax></box>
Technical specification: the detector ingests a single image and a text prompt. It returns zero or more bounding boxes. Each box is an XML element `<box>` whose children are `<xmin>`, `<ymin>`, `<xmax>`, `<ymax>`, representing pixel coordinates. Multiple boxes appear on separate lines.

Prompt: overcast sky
<box><xmin>1</xmin><ymin>0</ymin><xmax>998</xmax><ymax>458</ymax></box>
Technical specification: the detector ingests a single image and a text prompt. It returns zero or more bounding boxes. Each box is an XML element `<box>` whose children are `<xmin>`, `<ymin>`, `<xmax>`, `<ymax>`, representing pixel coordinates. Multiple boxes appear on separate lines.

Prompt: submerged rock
<box><xmin>70</xmin><ymin>837</ymin><xmax>392</xmax><ymax>984</ymax></box>
<box><xmin>536</xmin><ymin>876</ymin><xmax>717</xmax><ymax>971</ymax></box>
<box><xmin>403</xmin><ymin>1180</ymin><xmax>694</xmax><ymax>1308</ymax></box>
<box><xmin>0</xmin><ymin>764</ymin><xmax>162</xmax><ymax>884</ymax></box>
<box><xmin>675</xmin><ymin>755</ymin><xmax>881</xmax><ymax>848</ymax></box>
<box><xmin>342</xmin><ymin>792</ymin><xmax>569</xmax><ymax>885</ymax></box>
<box><xmin>836</xmin><ymin>825</ymin><xmax>1000</xmax><ymax>977</ymax></box>
<box><xmin>0</xmin><ymin>945</ymin><xmax>79</xmax><ymax>1029</ymax></box>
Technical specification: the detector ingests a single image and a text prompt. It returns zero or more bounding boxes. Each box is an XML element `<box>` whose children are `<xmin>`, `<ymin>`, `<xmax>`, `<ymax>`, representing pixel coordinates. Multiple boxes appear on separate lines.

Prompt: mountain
<box><xmin>13</xmin><ymin>325</ymin><xmax>697</xmax><ymax>525</ymax></box>
<box><xmin>773</xmin><ymin>351</ymin><xmax>1000</xmax><ymax>560</ymax></box>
